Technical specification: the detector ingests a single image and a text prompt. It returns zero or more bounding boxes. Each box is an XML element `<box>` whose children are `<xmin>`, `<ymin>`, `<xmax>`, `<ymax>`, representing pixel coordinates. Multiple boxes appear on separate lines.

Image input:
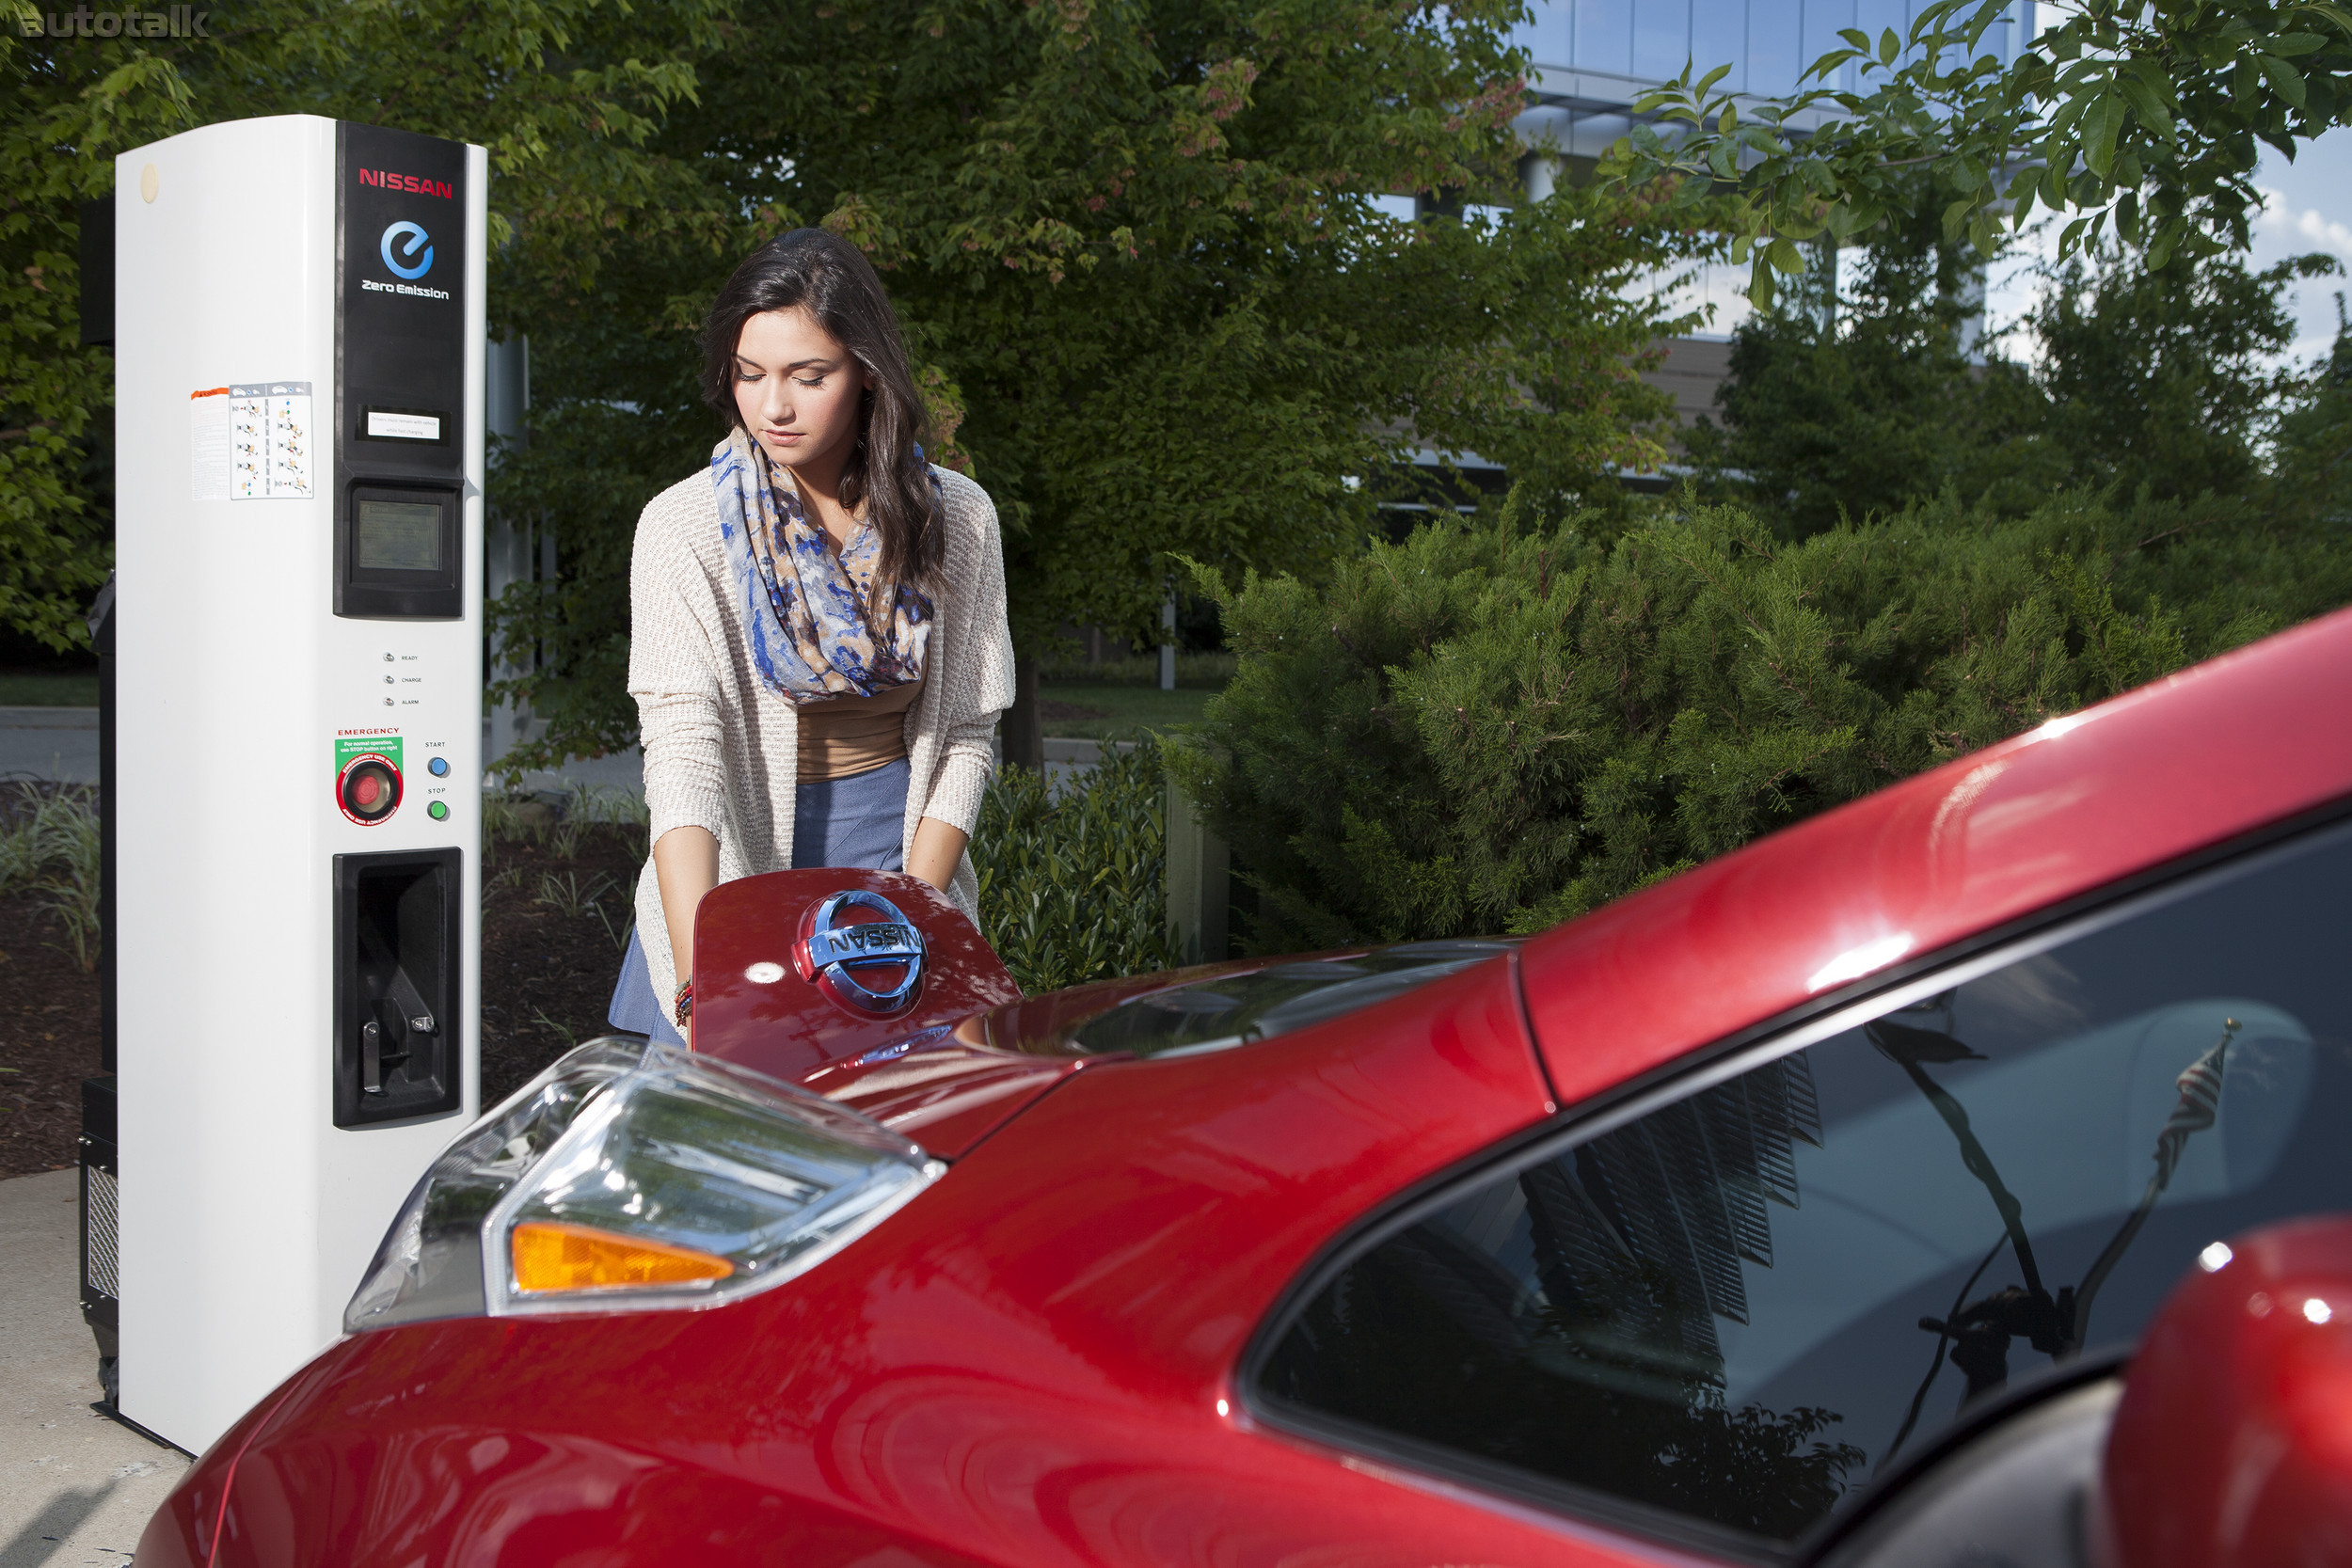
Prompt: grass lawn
<box><xmin>1038</xmin><ymin>682</ymin><xmax>1216</xmax><ymax>741</ymax></box>
<box><xmin>0</xmin><ymin>673</ymin><xmax>100</xmax><ymax>706</ymax></box>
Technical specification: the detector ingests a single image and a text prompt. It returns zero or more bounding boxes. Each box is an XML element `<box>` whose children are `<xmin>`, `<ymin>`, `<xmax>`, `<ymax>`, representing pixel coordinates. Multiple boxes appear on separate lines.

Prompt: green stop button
<box><xmin>427</xmin><ymin>800</ymin><xmax>450</xmax><ymax>821</ymax></box>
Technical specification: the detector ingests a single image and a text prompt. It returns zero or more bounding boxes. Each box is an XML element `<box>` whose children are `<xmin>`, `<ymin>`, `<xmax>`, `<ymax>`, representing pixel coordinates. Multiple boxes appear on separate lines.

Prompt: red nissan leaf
<box><xmin>145</xmin><ymin>609</ymin><xmax>2352</xmax><ymax>1567</ymax></box>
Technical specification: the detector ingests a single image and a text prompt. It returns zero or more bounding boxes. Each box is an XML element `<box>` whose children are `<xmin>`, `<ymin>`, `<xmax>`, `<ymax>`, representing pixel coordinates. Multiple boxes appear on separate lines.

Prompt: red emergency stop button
<box><xmin>337</xmin><ymin>754</ymin><xmax>403</xmax><ymax>825</ymax></box>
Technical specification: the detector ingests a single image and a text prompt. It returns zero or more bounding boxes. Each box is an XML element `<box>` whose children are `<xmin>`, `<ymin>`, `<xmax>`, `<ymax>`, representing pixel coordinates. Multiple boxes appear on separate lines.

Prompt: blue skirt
<box><xmin>608</xmin><ymin>757</ymin><xmax>910</xmax><ymax>1041</ymax></box>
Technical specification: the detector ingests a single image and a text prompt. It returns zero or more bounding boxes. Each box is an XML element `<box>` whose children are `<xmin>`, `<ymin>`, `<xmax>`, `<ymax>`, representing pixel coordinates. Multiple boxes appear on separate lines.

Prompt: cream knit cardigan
<box><xmin>625</xmin><ymin>462</ymin><xmax>1015</xmax><ymax>1005</ymax></box>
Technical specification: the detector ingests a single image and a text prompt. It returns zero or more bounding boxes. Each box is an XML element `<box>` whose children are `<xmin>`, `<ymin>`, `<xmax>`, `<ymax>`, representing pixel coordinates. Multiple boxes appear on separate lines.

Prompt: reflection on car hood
<box><xmin>1061</xmin><ymin>942</ymin><xmax>1518</xmax><ymax>1060</ymax></box>
<box><xmin>787</xmin><ymin>940</ymin><xmax>1520</xmax><ymax>1158</ymax></box>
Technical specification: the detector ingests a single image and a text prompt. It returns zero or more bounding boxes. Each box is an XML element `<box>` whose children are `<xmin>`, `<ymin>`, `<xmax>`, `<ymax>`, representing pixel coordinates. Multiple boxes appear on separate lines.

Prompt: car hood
<box><xmin>687</xmin><ymin>868</ymin><xmax>1516</xmax><ymax>1158</ymax></box>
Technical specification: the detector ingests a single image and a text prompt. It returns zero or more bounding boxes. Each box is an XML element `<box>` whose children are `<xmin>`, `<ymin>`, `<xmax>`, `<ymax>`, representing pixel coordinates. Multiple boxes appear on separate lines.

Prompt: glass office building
<box><xmin>1505</xmin><ymin>1</ymin><xmax>2035</xmax><ymax>352</ymax></box>
<box><xmin>1398</xmin><ymin>2</ymin><xmax>2039</xmax><ymax>483</ymax></box>
<box><xmin>1514</xmin><ymin>0</ymin><xmax>2036</xmax><ymax>153</ymax></box>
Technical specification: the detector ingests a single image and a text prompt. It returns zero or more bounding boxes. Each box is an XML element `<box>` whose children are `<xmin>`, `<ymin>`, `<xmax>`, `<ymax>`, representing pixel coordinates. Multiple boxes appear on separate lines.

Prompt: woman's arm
<box><xmin>906</xmin><ymin>816</ymin><xmax>970</xmax><ymax>893</ymax></box>
<box><xmin>629</xmin><ymin>488</ymin><xmax>735</xmax><ymax>1000</ymax></box>
<box><xmin>652</xmin><ymin>824</ymin><xmax>720</xmax><ymax>990</ymax></box>
<box><xmin>908</xmin><ymin>477</ymin><xmax>1014</xmax><ymax>894</ymax></box>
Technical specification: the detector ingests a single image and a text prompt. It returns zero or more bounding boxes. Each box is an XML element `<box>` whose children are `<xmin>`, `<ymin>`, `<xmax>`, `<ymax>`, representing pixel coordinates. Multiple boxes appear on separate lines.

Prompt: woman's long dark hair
<box><xmin>701</xmin><ymin>230</ymin><xmax>944</xmax><ymax>612</ymax></box>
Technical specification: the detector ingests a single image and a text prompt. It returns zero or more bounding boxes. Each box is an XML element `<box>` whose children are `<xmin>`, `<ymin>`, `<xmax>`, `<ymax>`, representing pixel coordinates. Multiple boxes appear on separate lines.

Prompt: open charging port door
<box><xmin>334</xmin><ymin>848</ymin><xmax>462</xmax><ymax>1127</ymax></box>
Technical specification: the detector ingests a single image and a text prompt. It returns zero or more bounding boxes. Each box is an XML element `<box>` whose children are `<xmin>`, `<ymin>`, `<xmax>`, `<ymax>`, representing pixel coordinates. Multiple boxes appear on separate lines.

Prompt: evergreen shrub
<box><xmin>975</xmin><ymin>736</ymin><xmax>1178</xmax><ymax>994</ymax></box>
<box><xmin>1171</xmin><ymin>491</ymin><xmax>2352</xmax><ymax>952</ymax></box>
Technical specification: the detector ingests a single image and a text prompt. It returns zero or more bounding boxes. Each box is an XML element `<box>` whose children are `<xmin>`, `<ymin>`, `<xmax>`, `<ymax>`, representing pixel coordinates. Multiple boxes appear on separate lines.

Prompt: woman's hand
<box><xmin>907</xmin><ymin>816</ymin><xmax>970</xmax><ymax>894</ymax></box>
<box><xmin>652</xmin><ymin>825</ymin><xmax>720</xmax><ymax>989</ymax></box>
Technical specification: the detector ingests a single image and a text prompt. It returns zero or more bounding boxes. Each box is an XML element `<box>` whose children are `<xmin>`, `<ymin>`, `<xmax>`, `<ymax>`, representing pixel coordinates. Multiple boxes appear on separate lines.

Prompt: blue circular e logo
<box><xmin>380</xmin><ymin>221</ymin><xmax>433</xmax><ymax>280</ymax></box>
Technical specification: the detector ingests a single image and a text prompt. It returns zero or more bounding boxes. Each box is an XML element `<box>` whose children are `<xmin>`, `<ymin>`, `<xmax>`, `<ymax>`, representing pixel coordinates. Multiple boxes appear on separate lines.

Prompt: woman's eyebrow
<box><xmin>737</xmin><ymin>355</ymin><xmax>839</xmax><ymax>372</ymax></box>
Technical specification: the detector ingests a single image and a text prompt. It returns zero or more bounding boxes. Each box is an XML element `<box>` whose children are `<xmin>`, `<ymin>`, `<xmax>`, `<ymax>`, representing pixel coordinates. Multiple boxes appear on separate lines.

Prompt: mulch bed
<box><xmin>0</xmin><ymin>892</ymin><xmax>102</xmax><ymax>1179</ymax></box>
<box><xmin>0</xmin><ymin>824</ymin><xmax>650</xmax><ymax>1179</ymax></box>
<box><xmin>478</xmin><ymin>824</ymin><xmax>648</xmax><ymax>1110</ymax></box>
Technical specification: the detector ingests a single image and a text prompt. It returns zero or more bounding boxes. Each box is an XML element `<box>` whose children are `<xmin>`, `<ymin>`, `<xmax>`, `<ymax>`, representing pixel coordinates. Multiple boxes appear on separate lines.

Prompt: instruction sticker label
<box><xmin>191</xmin><ymin>382</ymin><xmax>313</xmax><ymax>499</ymax></box>
<box><xmin>335</xmin><ymin>732</ymin><xmax>402</xmax><ymax>772</ymax></box>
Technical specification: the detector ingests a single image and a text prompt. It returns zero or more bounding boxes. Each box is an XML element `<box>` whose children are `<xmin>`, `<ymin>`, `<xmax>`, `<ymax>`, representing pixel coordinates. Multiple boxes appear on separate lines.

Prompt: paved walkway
<box><xmin>0</xmin><ymin>713</ymin><xmax>97</xmax><ymax>787</ymax></box>
<box><xmin>0</xmin><ymin>1171</ymin><xmax>185</xmax><ymax>1567</ymax></box>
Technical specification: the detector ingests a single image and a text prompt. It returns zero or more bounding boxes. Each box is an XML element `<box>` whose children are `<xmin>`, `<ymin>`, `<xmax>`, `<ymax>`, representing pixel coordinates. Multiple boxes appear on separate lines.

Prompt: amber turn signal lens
<box><xmin>510</xmin><ymin>1222</ymin><xmax>734</xmax><ymax>1292</ymax></box>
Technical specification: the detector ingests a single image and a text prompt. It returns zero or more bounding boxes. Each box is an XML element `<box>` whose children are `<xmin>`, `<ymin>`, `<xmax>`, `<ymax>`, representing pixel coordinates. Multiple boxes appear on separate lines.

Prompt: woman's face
<box><xmin>732</xmin><ymin>307</ymin><xmax>867</xmax><ymax>478</ymax></box>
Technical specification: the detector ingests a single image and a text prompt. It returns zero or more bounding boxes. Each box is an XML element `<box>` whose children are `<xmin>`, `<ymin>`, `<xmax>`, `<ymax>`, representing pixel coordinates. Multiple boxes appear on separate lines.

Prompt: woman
<box><xmin>609</xmin><ymin>230</ymin><xmax>1013</xmax><ymax>1043</ymax></box>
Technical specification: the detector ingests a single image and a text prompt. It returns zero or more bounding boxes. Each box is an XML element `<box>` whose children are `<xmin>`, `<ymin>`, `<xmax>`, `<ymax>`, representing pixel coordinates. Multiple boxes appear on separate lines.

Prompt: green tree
<box><xmin>485</xmin><ymin>0</ymin><xmax>1702</xmax><ymax>775</ymax></box>
<box><xmin>1692</xmin><ymin>235</ymin><xmax>2336</xmax><ymax>531</ymax></box>
<box><xmin>1686</xmin><ymin>184</ymin><xmax>2060</xmax><ymax>532</ymax></box>
<box><xmin>1603</xmin><ymin>0</ymin><xmax>2352</xmax><ymax>305</ymax></box>
<box><xmin>2030</xmin><ymin>247</ymin><xmax>2338</xmax><ymax>499</ymax></box>
<box><xmin>0</xmin><ymin>0</ymin><xmax>730</xmax><ymax>651</ymax></box>
<box><xmin>2273</xmin><ymin>294</ymin><xmax>2352</xmax><ymax>519</ymax></box>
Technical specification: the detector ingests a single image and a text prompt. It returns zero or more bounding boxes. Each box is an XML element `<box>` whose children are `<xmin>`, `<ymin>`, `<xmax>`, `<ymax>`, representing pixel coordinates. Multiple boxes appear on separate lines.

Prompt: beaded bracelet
<box><xmin>673</xmin><ymin>980</ymin><xmax>694</xmax><ymax>1029</ymax></box>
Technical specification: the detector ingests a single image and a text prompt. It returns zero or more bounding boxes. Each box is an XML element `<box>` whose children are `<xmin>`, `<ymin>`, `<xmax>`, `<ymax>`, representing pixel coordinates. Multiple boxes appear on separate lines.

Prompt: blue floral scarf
<box><xmin>711</xmin><ymin>428</ymin><xmax>936</xmax><ymax>704</ymax></box>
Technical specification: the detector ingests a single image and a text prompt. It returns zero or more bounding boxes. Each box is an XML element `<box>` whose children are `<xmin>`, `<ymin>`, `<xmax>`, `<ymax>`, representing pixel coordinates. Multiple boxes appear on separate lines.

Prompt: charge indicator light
<box><xmin>427</xmin><ymin>800</ymin><xmax>450</xmax><ymax>821</ymax></box>
<box><xmin>427</xmin><ymin>756</ymin><xmax>450</xmax><ymax>777</ymax></box>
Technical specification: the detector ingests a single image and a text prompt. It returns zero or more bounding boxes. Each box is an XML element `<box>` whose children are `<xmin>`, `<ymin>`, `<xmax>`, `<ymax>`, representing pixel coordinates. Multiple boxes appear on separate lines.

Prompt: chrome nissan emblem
<box><xmin>791</xmin><ymin>890</ymin><xmax>926</xmax><ymax>1014</ymax></box>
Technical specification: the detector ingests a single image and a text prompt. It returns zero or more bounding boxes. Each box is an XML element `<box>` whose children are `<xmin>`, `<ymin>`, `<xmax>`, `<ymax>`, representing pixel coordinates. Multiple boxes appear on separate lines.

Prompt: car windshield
<box><xmin>1067</xmin><ymin>941</ymin><xmax>1516</xmax><ymax>1059</ymax></box>
<box><xmin>1255</xmin><ymin>823</ymin><xmax>2352</xmax><ymax>1548</ymax></box>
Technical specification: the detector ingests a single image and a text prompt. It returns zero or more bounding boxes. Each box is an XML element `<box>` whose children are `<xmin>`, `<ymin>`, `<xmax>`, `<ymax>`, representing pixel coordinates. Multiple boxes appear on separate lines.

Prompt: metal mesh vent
<box><xmin>85</xmin><ymin>1164</ymin><xmax>120</xmax><ymax>1301</ymax></box>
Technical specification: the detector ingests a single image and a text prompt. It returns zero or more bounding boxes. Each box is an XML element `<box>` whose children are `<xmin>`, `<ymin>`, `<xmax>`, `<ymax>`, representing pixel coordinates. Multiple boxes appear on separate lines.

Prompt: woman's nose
<box><xmin>756</xmin><ymin>377</ymin><xmax>793</xmax><ymax>426</ymax></box>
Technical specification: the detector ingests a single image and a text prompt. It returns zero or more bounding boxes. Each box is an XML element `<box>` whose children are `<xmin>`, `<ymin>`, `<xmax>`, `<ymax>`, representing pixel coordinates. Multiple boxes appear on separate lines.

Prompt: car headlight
<box><xmin>345</xmin><ymin>1037</ymin><xmax>944</xmax><ymax>1333</ymax></box>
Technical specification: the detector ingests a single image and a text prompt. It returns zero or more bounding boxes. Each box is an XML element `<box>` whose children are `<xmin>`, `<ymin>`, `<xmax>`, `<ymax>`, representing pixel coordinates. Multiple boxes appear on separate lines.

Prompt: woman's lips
<box><xmin>763</xmin><ymin>429</ymin><xmax>803</xmax><ymax>443</ymax></box>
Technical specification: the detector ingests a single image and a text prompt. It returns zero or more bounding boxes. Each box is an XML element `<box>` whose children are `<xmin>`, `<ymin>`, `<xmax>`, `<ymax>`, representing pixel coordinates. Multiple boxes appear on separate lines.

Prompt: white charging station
<box><xmin>105</xmin><ymin>115</ymin><xmax>485</xmax><ymax>1452</ymax></box>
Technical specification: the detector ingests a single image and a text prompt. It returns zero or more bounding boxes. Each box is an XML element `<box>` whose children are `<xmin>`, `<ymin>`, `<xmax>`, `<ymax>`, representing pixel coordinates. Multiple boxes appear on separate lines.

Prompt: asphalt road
<box><xmin>0</xmin><ymin>1170</ymin><xmax>186</xmax><ymax>1567</ymax></box>
<box><xmin>0</xmin><ymin>714</ymin><xmax>97</xmax><ymax>788</ymax></box>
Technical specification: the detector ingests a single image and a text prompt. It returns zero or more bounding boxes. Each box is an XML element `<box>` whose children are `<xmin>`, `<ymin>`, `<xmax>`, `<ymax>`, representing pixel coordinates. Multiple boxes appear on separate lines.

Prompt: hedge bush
<box><xmin>975</xmin><ymin>736</ymin><xmax>1179</xmax><ymax>994</ymax></box>
<box><xmin>1170</xmin><ymin>489</ymin><xmax>2352</xmax><ymax>953</ymax></box>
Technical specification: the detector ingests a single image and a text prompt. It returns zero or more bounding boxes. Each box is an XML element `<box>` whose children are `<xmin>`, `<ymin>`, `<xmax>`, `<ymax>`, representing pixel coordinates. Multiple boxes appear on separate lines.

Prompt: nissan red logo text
<box><xmin>357</xmin><ymin>168</ymin><xmax>453</xmax><ymax>199</ymax></box>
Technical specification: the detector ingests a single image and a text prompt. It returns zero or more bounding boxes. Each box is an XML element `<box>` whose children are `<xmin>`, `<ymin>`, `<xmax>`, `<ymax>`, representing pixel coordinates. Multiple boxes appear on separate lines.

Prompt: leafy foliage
<box><xmin>1602</xmin><ymin>0</ymin><xmax>2352</xmax><ymax>304</ymax></box>
<box><xmin>1685</xmin><ymin>189</ymin><xmax>2054</xmax><ymax>531</ymax></box>
<box><xmin>1170</xmin><ymin>491</ymin><xmax>2352</xmax><ymax>952</ymax></box>
<box><xmin>1690</xmin><ymin>228</ymin><xmax>2344</xmax><ymax>532</ymax></box>
<box><xmin>2029</xmin><ymin>246</ymin><xmax>2341</xmax><ymax>502</ymax></box>
<box><xmin>974</xmin><ymin>735</ymin><xmax>1177</xmax><ymax>993</ymax></box>
<box><xmin>486</xmin><ymin>0</ymin><xmax>1703</xmax><ymax>774</ymax></box>
<box><xmin>482</xmin><ymin>245</ymin><xmax>716</xmax><ymax>773</ymax></box>
<box><xmin>8</xmin><ymin>0</ymin><xmax>1705</xmax><ymax>775</ymax></box>
<box><xmin>1</xmin><ymin>0</ymin><xmax>732</xmax><ymax>651</ymax></box>
<box><xmin>2274</xmin><ymin>295</ymin><xmax>2352</xmax><ymax>521</ymax></box>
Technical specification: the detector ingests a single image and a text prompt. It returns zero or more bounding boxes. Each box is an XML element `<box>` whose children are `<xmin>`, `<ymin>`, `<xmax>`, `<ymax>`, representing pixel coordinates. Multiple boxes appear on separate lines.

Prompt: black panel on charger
<box><xmin>335</xmin><ymin>121</ymin><xmax>467</xmax><ymax>620</ymax></box>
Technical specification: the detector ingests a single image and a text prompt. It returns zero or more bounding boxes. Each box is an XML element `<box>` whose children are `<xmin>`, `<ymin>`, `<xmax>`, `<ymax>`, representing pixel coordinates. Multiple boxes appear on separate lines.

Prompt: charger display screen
<box><xmin>355</xmin><ymin>499</ymin><xmax>442</xmax><ymax>572</ymax></box>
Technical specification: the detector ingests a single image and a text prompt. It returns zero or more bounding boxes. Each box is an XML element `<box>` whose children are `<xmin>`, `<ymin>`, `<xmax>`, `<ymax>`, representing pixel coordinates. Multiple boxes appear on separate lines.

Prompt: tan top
<box><xmin>797</xmin><ymin>679</ymin><xmax>924</xmax><ymax>783</ymax></box>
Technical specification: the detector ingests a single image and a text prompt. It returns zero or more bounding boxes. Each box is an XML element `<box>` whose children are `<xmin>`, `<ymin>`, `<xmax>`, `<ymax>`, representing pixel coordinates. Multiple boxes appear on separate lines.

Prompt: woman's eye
<box><xmin>795</xmin><ymin>376</ymin><xmax>826</xmax><ymax>388</ymax></box>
